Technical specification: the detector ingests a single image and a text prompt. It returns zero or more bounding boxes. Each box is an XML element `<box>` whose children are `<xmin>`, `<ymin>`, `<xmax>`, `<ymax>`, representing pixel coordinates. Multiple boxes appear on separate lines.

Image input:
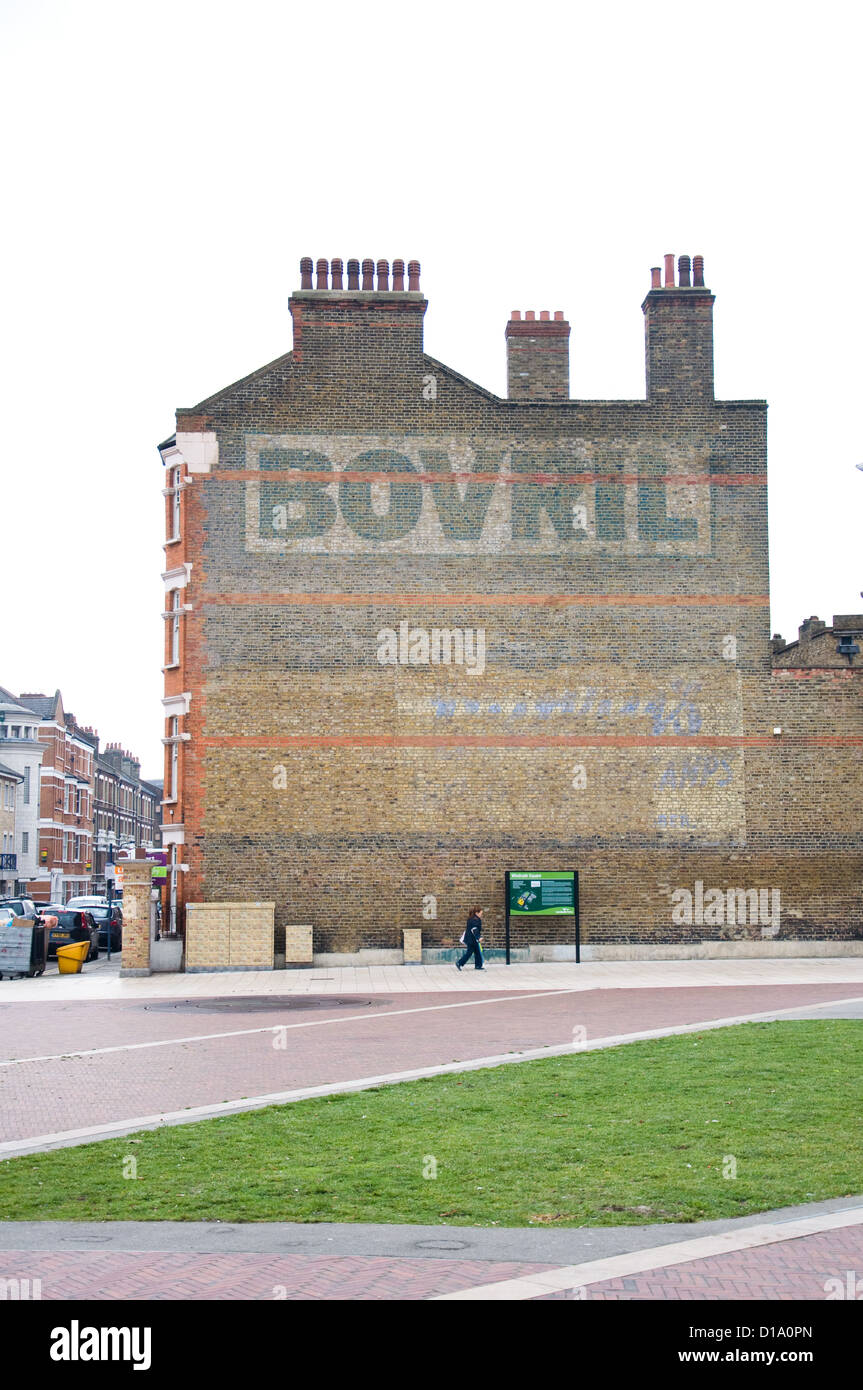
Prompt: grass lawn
<box><xmin>2</xmin><ymin>1021</ymin><xmax>861</xmax><ymax>1227</ymax></box>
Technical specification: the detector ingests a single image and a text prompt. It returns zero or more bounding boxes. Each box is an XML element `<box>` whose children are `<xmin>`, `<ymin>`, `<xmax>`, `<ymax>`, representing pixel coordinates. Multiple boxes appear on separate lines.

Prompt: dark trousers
<box><xmin>458</xmin><ymin>934</ymin><xmax>483</xmax><ymax>969</ymax></box>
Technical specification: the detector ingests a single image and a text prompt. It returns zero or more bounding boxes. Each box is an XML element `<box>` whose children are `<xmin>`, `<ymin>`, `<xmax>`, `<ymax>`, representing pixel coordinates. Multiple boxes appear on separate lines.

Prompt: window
<box><xmin>171</xmin><ymin>467</ymin><xmax>181</xmax><ymax>539</ymax></box>
<box><xmin>23</xmin><ymin>766</ymin><xmax>30</xmax><ymax>805</ymax></box>
<box><xmin>170</xmin><ymin>716</ymin><xmax>179</xmax><ymax>799</ymax></box>
<box><xmin>21</xmin><ymin>832</ymin><xmax>29</xmax><ymax>854</ymax></box>
<box><xmin>171</xmin><ymin>589</ymin><xmax>181</xmax><ymax>664</ymax></box>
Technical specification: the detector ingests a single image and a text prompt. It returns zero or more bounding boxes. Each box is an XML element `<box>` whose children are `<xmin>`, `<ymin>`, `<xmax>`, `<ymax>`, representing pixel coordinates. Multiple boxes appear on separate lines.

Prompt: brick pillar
<box><xmin>403</xmin><ymin>928</ymin><xmax>422</xmax><ymax>964</ymax></box>
<box><xmin>119</xmin><ymin>859</ymin><xmax>153</xmax><ymax>977</ymax></box>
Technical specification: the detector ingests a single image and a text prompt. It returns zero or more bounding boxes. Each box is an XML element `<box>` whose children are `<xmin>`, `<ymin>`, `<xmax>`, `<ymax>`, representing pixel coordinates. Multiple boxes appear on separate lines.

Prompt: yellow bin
<box><xmin>56</xmin><ymin>941</ymin><xmax>90</xmax><ymax>974</ymax></box>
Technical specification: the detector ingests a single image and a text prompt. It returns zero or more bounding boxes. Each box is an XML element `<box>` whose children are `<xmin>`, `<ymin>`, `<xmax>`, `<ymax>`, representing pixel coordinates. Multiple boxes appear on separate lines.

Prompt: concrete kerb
<box><xmin>434</xmin><ymin>1204</ymin><xmax>863</xmax><ymax>1301</ymax></box>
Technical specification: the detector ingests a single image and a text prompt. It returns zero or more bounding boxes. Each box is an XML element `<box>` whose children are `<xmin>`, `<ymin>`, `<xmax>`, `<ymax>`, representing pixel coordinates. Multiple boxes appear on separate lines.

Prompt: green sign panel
<box><xmin>509</xmin><ymin>871</ymin><xmax>576</xmax><ymax>916</ymax></box>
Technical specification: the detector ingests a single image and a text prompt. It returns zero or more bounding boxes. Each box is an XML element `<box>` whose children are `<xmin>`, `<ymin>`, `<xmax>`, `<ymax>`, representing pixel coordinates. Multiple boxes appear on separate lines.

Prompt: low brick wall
<box><xmin>284</xmin><ymin>924</ymin><xmax>313</xmax><ymax>965</ymax></box>
<box><xmin>185</xmin><ymin>901</ymin><xmax>274</xmax><ymax>972</ymax></box>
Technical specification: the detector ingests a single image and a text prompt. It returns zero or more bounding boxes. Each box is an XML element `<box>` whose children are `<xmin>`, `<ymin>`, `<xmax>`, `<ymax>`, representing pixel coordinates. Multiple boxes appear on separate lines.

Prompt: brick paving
<box><xmin>2</xmin><ymin>1224</ymin><xmax>861</xmax><ymax>1300</ymax></box>
<box><xmin>1</xmin><ymin>966</ymin><xmax>861</xmax><ymax>1302</ymax></box>
<box><xmin>533</xmin><ymin>1226</ymin><xmax>863</xmax><ymax>1300</ymax></box>
<box><xmin>0</xmin><ymin>1248</ymin><xmax>555</xmax><ymax>1300</ymax></box>
<box><xmin>1</xmin><ymin>982</ymin><xmax>861</xmax><ymax>1144</ymax></box>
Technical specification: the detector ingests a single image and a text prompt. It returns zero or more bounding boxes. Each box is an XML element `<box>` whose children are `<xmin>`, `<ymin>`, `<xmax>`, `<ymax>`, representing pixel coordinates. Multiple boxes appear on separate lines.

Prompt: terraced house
<box><xmin>14</xmin><ymin>690</ymin><xmax>97</xmax><ymax>904</ymax></box>
<box><xmin>0</xmin><ymin>687</ymin><xmax>46</xmax><ymax>896</ymax></box>
<box><xmin>155</xmin><ymin>252</ymin><xmax>862</xmax><ymax>967</ymax></box>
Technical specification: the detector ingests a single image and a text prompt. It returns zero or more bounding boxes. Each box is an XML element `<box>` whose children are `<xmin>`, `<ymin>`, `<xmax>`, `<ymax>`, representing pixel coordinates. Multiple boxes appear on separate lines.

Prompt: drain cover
<box><xmin>416</xmin><ymin>1239</ymin><xmax>469</xmax><ymax>1251</ymax></box>
<box><xmin>143</xmin><ymin>995</ymin><xmax>388</xmax><ymax>1013</ymax></box>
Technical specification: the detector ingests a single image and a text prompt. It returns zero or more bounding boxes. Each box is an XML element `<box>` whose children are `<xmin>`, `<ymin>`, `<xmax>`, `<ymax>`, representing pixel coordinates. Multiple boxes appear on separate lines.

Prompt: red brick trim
<box><xmin>203</xmin><ymin>593</ymin><xmax>771</xmax><ymax>608</ymax></box>
<box><xmin>202</xmin><ymin>734</ymin><xmax>861</xmax><ymax>749</ymax></box>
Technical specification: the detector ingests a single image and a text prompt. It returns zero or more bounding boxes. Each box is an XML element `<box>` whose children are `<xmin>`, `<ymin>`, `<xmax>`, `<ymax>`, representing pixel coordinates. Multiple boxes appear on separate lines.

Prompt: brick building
<box><xmin>0</xmin><ymin>761</ymin><xmax>22</xmax><ymax>895</ymax></box>
<box><xmin>92</xmin><ymin>743</ymin><xmax>162</xmax><ymax>893</ymax></box>
<box><xmin>17</xmin><ymin>691</ymin><xmax>96</xmax><ymax>904</ymax></box>
<box><xmin>772</xmin><ymin>615</ymin><xmax>863</xmax><ymax>669</ymax></box>
<box><xmin>158</xmin><ymin>252</ymin><xmax>862</xmax><ymax>960</ymax></box>
<box><xmin>0</xmin><ymin>688</ymin><xmax>45</xmax><ymax>893</ymax></box>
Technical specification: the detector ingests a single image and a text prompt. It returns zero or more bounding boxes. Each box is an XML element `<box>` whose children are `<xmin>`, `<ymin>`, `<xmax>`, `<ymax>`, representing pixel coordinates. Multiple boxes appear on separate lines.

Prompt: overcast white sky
<box><xmin>1</xmin><ymin>0</ymin><xmax>860</xmax><ymax>777</ymax></box>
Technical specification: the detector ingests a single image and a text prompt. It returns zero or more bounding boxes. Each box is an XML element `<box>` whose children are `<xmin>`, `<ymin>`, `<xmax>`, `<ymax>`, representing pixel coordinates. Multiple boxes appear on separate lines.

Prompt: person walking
<box><xmin>456</xmin><ymin>906</ymin><xmax>485</xmax><ymax>971</ymax></box>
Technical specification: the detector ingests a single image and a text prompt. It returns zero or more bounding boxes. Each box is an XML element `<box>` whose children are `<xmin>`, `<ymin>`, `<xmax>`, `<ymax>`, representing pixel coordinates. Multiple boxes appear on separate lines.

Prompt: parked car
<box><xmin>0</xmin><ymin>897</ymin><xmax>37</xmax><ymax>919</ymax></box>
<box><xmin>66</xmin><ymin>896</ymin><xmax>121</xmax><ymax>913</ymax></box>
<box><xmin>46</xmin><ymin>910</ymin><xmax>100</xmax><ymax>961</ymax></box>
<box><xmin>84</xmin><ymin>903</ymin><xmax>123</xmax><ymax>952</ymax></box>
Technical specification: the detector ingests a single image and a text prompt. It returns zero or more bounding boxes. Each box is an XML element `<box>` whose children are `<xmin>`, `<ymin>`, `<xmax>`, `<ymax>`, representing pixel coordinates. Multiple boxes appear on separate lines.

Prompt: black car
<box><xmin>46</xmin><ymin>910</ymin><xmax>100</xmax><ymax>961</ymax></box>
<box><xmin>87</xmin><ymin>903</ymin><xmax>123</xmax><ymax>952</ymax></box>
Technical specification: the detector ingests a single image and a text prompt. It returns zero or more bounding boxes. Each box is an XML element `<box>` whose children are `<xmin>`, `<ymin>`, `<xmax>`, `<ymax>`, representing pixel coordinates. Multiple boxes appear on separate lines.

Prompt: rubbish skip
<box><xmin>56</xmin><ymin>940</ymin><xmax>90</xmax><ymax>974</ymax></box>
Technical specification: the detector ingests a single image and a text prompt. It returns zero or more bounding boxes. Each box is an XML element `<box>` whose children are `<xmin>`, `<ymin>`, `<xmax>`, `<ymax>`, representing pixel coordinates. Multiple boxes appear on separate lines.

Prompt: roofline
<box><xmin>175</xmin><ymin>349</ymin><xmax>294</xmax><ymax>416</ymax></box>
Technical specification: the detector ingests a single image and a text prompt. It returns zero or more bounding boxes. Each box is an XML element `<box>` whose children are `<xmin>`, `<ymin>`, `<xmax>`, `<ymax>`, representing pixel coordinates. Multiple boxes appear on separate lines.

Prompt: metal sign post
<box><xmin>505</xmin><ymin>870</ymin><xmax>580</xmax><ymax>966</ymax></box>
<box><xmin>504</xmin><ymin>870</ymin><xmax>511</xmax><ymax>965</ymax></box>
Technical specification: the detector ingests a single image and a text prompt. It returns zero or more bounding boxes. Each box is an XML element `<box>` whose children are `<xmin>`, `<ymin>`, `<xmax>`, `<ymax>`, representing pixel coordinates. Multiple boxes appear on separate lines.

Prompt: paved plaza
<box><xmin>1</xmin><ymin>956</ymin><xmax>861</xmax><ymax>1299</ymax></box>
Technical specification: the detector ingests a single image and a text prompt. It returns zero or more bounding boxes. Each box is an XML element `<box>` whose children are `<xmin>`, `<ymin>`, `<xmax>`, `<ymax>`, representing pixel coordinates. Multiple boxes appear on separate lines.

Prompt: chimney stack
<box><xmin>642</xmin><ymin>251</ymin><xmax>715</xmax><ymax>402</ymax></box>
<box><xmin>289</xmin><ymin>254</ymin><xmax>427</xmax><ymax>371</ymax></box>
<box><xmin>505</xmin><ymin>309</ymin><xmax>571</xmax><ymax>401</ymax></box>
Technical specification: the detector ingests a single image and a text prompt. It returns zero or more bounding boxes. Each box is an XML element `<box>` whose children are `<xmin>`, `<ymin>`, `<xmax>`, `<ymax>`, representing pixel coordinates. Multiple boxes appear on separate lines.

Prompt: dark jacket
<box><xmin>465</xmin><ymin>914</ymin><xmax>482</xmax><ymax>942</ymax></box>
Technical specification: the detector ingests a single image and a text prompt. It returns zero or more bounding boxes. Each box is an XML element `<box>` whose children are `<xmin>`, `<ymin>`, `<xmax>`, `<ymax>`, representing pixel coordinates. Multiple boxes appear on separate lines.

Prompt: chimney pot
<box><xmin>377</xmin><ymin>258</ymin><xmax>390</xmax><ymax>291</ymax></box>
<box><xmin>392</xmin><ymin>258</ymin><xmax>405</xmax><ymax>291</ymax></box>
<box><xmin>678</xmin><ymin>254</ymin><xmax>691</xmax><ymax>287</ymax></box>
<box><xmin>692</xmin><ymin>254</ymin><xmax>705</xmax><ymax>287</ymax></box>
<box><xmin>650</xmin><ymin>266</ymin><xmax>662</xmax><ymax>289</ymax></box>
<box><xmin>511</xmin><ymin>310</ymin><xmax>521</xmax><ymax>320</ymax></box>
<box><xmin>553</xmin><ymin>310</ymin><xmax>564</xmax><ymax>321</ymax></box>
<box><xmin>664</xmin><ymin>253</ymin><xmax>675</xmax><ymax>288</ymax></box>
<box><xmin>361</xmin><ymin>258</ymin><xmax>375</xmax><ymax>290</ymax></box>
<box><xmin>525</xmin><ymin>310</ymin><xmax>535</xmax><ymax>321</ymax></box>
<box><xmin>300</xmin><ymin>256</ymin><xmax>313</xmax><ymax>289</ymax></box>
<box><xmin>315</xmin><ymin>258</ymin><xmax>329</xmax><ymax>290</ymax></box>
<box><xmin>408</xmin><ymin>259</ymin><xmax>421</xmax><ymax>291</ymax></box>
<box><xmin>330</xmin><ymin>257</ymin><xmax>344</xmax><ymax>290</ymax></box>
<box><xmin>539</xmin><ymin>310</ymin><xmax>550</xmax><ymax>321</ymax></box>
<box><xmin>347</xmin><ymin>258</ymin><xmax>360</xmax><ymax>290</ymax></box>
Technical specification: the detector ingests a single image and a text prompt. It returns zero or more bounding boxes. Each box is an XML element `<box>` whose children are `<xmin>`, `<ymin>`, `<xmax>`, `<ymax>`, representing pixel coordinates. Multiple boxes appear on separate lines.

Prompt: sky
<box><xmin>1</xmin><ymin>0</ymin><xmax>860</xmax><ymax>778</ymax></box>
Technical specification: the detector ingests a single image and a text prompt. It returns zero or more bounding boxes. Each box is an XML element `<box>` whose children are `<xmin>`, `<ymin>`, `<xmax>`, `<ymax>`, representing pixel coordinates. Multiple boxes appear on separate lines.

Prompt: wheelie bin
<box><xmin>28</xmin><ymin>919</ymin><xmax>47</xmax><ymax>977</ymax></box>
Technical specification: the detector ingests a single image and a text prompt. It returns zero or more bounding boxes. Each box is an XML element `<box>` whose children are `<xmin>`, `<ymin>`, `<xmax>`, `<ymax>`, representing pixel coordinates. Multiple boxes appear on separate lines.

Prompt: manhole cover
<box><xmin>143</xmin><ymin>996</ymin><xmax>388</xmax><ymax>1014</ymax></box>
<box><xmin>416</xmin><ymin>1240</ymin><xmax>469</xmax><ymax>1251</ymax></box>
